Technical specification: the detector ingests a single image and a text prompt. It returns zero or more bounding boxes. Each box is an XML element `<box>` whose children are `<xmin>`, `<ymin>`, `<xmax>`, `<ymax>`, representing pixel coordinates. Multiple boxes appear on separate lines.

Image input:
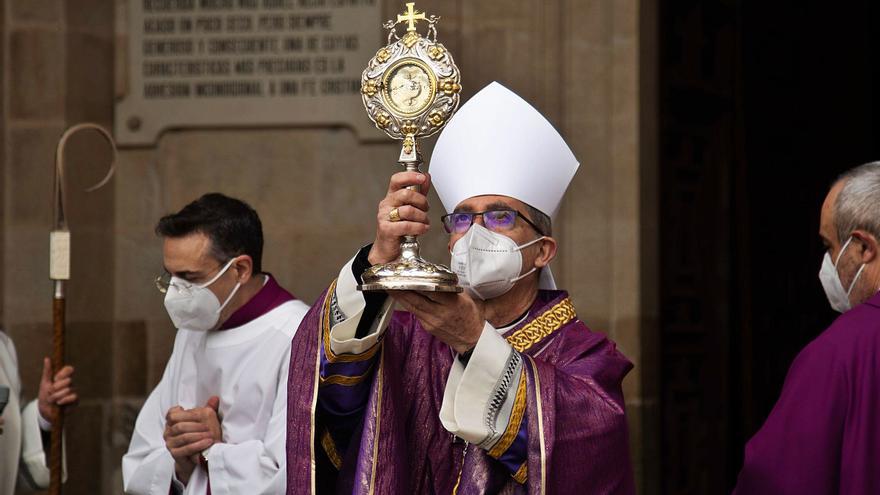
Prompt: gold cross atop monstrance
<box><xmin>358</xmin><ymin>3</ymin><xmax>463</xmax><ymax>292</ymax></box>
<box><xmin>397</xmin><ymin>2</ymin><xmax>426</xmax><ymax>32</ymax></box>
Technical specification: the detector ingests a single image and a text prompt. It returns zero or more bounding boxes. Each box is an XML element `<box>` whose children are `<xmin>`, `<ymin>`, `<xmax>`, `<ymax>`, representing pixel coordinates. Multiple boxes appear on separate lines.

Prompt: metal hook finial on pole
<box><xmin>49</xmin><ymin>122</ymin><xmax>116</xmax><ymax>495</ymax></box>
<box><xmin>53</xmin><ymin>123</ymin><xmax>117</xmax><ymax>232</ymax></box>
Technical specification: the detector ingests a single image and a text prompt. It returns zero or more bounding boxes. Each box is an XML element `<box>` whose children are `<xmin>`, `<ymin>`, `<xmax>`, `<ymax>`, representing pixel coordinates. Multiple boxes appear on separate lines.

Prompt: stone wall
<box><xmin>1</xmin><ymin>1</ymin><xmax>658</xmax><ymax>493</ymax></box>
<box><xmin>2</xmin><ymin>0</ymin><xmax>117</xmax><ymax>493</ymax></box>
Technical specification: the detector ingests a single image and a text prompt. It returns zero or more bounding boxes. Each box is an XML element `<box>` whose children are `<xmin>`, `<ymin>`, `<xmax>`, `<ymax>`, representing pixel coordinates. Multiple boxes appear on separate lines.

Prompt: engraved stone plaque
<box><xmin>115</xmin><ymin>0</ymin><xmax>382</xmax><ymax>145</ymax></box>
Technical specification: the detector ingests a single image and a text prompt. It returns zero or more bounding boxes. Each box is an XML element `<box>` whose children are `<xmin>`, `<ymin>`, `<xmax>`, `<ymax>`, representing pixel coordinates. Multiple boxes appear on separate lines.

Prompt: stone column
<box><xmin>3</xmin><ymin>0</ymin><xmax>118</xmax><ymax>493</ymax></box>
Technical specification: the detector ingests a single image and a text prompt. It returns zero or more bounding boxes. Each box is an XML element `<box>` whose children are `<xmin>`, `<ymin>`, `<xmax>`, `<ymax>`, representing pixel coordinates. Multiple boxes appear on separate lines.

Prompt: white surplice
<box><xmin>0</xmin><ymin>331</ymin><xmax>65</xmax><ymax>493</ymax></box>
<box><xmin>122</xmin><ymin>299</ymin><xmax>308</xmax><ymax>495</ymax></box>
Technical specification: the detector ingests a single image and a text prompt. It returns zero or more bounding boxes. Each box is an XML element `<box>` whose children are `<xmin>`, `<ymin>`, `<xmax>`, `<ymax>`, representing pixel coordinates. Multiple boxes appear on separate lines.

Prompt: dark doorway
<box><xmin>658</xmin><ymin>0</ymin><xmax>880</xmax><ymax>493</ymax></box>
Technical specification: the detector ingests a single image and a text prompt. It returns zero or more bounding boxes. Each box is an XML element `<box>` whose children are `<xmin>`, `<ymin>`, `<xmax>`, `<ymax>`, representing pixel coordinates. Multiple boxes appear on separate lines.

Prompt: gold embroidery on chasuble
<box><xmin>320</xmin><ymin>363</ymin><xmax>376</xmax><ymax>386</ymax></box>
<box><xmin>505</xmin><ymin>298</ymin><xmax>577</xmax><ymax>352</ymax></box>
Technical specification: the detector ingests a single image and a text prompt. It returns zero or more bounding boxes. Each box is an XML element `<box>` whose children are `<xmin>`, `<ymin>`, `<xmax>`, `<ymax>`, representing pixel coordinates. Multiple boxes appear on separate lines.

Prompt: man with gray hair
<box><xmin>734</xmin><ymin>162</ymin><xmax>880</xmax><ymax>494</ymax></box>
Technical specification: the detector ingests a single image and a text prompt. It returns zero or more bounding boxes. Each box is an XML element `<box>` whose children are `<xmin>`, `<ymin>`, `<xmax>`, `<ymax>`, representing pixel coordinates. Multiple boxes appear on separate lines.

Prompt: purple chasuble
<box><xmin>286</xmin><ymin>287</ymin><xmax>635</xmax><ymax>494</ymax></box>
<box><xmin>733</xmin><ymin>291</ymin><xmax>880</xmax><ymax>494</ymax></box>
<box><xmin>219</xmin><ymin>275</ymin><xmax>294</xmax><ymax>330</ymax></box>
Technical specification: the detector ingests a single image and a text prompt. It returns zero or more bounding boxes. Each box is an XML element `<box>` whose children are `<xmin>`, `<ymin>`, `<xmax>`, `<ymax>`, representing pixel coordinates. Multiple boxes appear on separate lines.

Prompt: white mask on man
<box><xmin>450</xmin><ymin>224</ymin><xmax>545</xmax><ymax>300</ymax></box>
<box><xmin>164</xmin><ymin>258</ymin><xmax>242</xmax><ymax>331</ymax></box>
<box><xmin>818</xmin><ymin>237</ymin><xmax>866</xmax><ymax>313</ymax></box>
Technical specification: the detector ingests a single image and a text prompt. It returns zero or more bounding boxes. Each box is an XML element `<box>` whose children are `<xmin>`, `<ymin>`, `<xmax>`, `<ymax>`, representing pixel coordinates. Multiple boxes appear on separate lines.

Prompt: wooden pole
<box><xmin>49</xmin><ymin>283</ymin><xmax>65</xmax><ymax>495</ymax></box>
<box><xmin>48</xmin><ymin>123</ymin><xmax>116</xmax><ymax>495</ymax></box>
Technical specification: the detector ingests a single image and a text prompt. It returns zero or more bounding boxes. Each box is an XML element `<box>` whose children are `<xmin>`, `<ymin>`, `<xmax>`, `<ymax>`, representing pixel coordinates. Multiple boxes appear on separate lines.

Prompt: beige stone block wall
<box><xmin>2</xmin><ymin>0</ymin><xmax>658</xmax><ymax>493</ymax></box>
<box><xmin>3</xmin><ymin>1</ymin><xmax>118</xmax><ymax>493</ymax></box>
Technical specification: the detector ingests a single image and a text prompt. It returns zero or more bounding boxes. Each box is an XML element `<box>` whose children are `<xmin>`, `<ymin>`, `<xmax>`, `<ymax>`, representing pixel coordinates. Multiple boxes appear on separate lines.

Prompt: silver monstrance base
<box><xmin>358</xmin><ymin>139</ymin><xmax>461</xmax><ymax>293</ymax></box>
<box><xmin>359</xmin><ymin>238</ymin><xmax>460</xmax><ymax>292</ymax></box>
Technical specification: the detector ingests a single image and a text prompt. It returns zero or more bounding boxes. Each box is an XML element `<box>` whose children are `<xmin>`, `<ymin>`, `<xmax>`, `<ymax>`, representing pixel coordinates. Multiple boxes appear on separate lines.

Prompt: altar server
<box><xmin>123</xmin><ymin>193</ymin><xmax>309</xmax><ymax>495</ymax></box>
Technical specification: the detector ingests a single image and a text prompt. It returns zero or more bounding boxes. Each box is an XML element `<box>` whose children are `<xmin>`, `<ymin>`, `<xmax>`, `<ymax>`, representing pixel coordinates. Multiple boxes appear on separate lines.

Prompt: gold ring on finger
<box><xmin>389</xmin><ymin>207</ymin><xmax>401</xmax><ymax>222</ymax></box>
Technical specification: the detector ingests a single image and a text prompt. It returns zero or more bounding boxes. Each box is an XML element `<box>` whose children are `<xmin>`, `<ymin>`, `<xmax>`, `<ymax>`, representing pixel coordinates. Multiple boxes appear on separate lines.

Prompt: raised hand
<box><xmin>368</xmin><ymin>171</ymin><xmax>431</xmax><ymax>266</ymax></box>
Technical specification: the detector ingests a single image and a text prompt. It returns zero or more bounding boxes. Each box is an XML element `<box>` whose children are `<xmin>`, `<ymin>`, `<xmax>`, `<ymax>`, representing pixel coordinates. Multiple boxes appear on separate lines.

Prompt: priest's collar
<box><xmin>218</xmin><ymin>274</ymin><xmax>295</xmax><ymax>330</ymax></box>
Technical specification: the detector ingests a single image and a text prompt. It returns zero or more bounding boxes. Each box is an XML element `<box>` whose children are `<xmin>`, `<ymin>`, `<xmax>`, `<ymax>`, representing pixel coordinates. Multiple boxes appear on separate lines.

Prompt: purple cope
<box><xmin>285</xmin><ymin>288</ymin><xmax>635</xmax><ymax>494</ymax></box>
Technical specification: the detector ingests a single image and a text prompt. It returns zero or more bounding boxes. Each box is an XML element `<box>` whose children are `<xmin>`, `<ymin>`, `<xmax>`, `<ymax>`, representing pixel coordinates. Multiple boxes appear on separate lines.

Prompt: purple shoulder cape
<box><xmin>287</xmin><ymin>286</ymin><xmax>635</xmax><ymax>494</ymax></box>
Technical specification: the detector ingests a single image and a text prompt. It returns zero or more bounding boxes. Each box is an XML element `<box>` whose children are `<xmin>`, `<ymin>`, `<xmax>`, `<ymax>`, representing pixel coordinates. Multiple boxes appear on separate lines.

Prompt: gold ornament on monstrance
<box><xmin>358</xmin><ymin>2</ymin><xmax>463</xmax><ymax>292</ymax></box>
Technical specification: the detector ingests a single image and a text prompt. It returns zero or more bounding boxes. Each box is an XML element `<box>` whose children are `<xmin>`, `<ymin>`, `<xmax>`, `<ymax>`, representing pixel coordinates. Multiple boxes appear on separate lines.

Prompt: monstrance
<box><xmin>358</xmin><ymin>2</ymin><xmax>462</xmax><ymax>292</ymax></box>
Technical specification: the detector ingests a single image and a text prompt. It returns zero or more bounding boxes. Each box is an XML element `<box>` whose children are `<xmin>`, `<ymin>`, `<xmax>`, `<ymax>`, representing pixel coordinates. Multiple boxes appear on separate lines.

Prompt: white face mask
<box><xmin>163</xmin><ymin>258</ymin><xmax>242</xmax><ymax>331</ymax></box>
<box><xmin>450</xmin><ymin>224</ymin><xmax>545</xmax><ymax>300</ymax></box>
<box><xmin>819</xmin><ymin>237</ymin><xmax>866</xmax><ymax>313</ymax></box>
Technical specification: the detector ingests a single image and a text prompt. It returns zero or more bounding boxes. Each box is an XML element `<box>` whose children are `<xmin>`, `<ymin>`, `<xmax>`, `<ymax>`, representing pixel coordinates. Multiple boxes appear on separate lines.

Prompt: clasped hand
<box><xmin>164</xmin><ymin>396</ymin><xmax>221</xmax><ymax>484</ymax></box>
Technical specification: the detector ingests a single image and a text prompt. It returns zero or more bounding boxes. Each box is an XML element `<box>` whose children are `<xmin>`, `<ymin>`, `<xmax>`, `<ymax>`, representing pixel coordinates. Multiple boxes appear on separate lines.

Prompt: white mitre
<box><xmin>429</xmin><ymin>81</ymin><xmax>579</xmax><ymax>289</ymax></box>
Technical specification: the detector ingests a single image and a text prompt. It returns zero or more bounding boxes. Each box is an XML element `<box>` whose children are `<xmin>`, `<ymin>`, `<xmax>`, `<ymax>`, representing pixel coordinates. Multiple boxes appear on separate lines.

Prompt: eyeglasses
<box><xmin>155</xmin><ymin>272</ymin><xmax>183</xmax><ymax>294</ymax></box>
<box><xmin>155</xmin><ymin>260</ymin><xmax>230</xmax><ymax>294</ymax></box>
<box><xmin>441</xmin><ymin>209</ymin><xmax>544</xmax><ymax>235</ymax></box>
